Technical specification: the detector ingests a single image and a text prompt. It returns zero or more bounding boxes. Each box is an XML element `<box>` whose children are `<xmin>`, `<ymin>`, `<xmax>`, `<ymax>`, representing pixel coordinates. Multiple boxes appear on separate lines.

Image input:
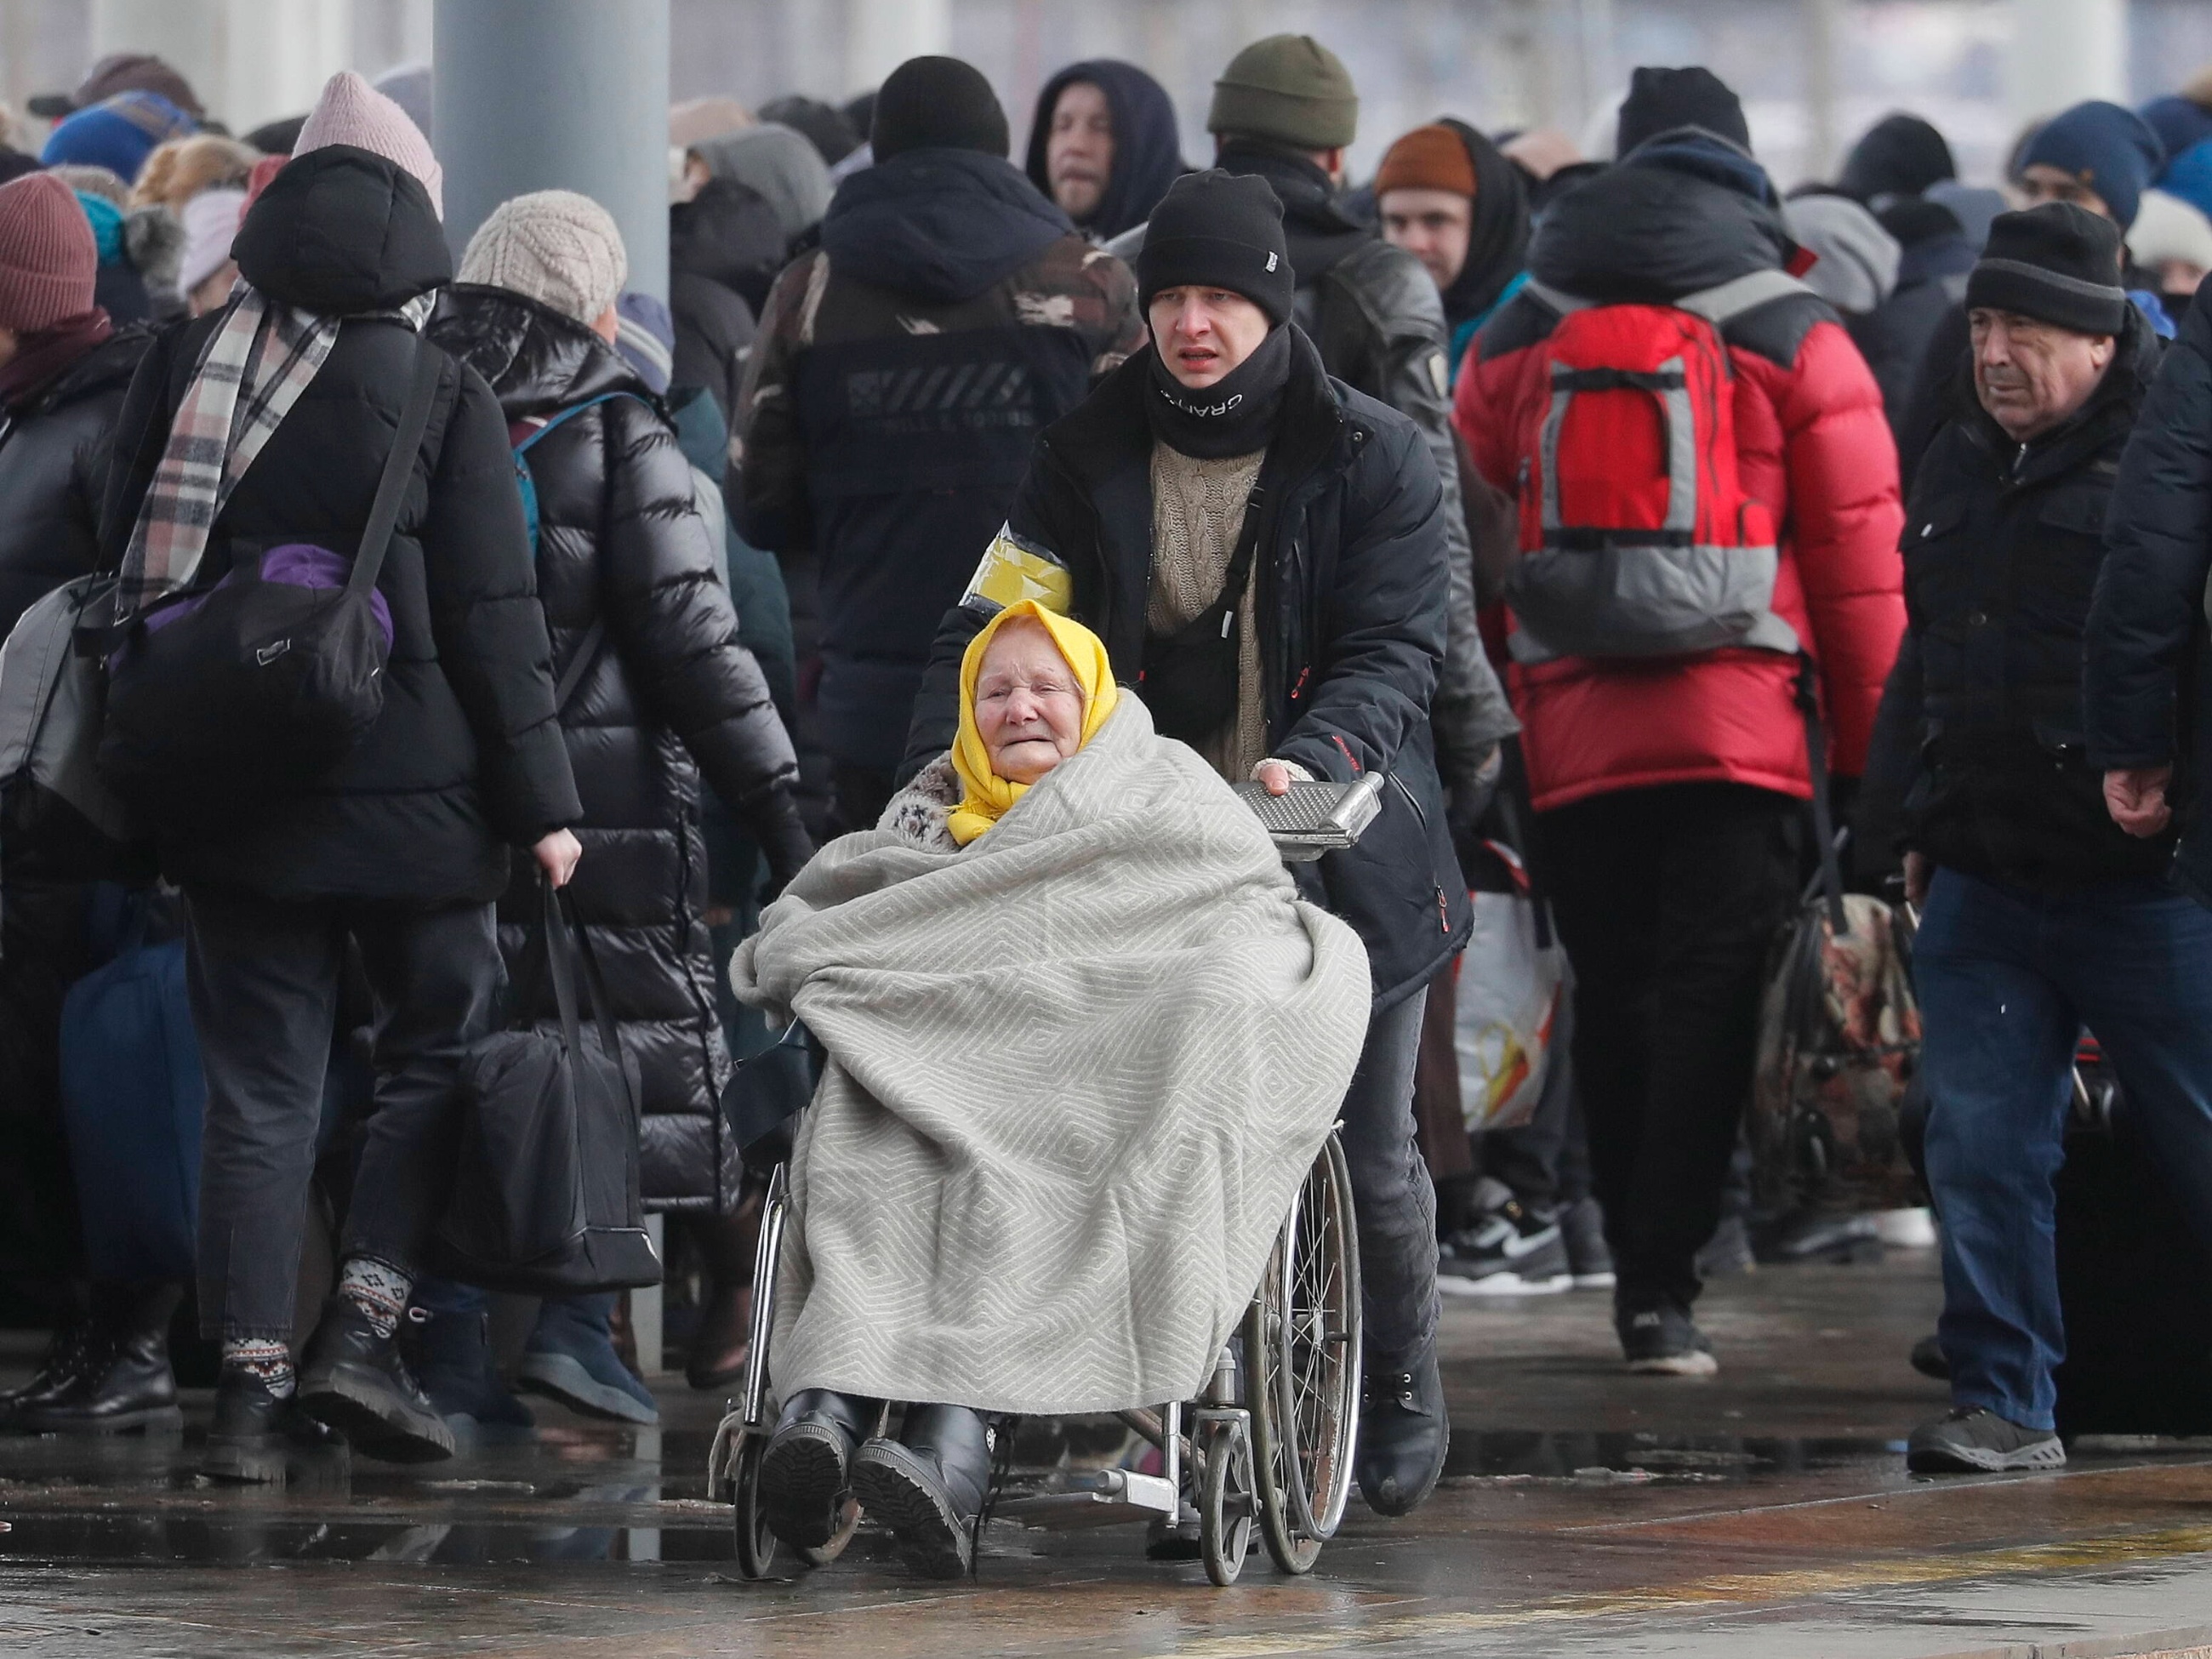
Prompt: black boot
<box><xmin>0</xmin><ymin>1319</ymin><xmax>99</xmax><ymax>1433</ymax></box>
<box><xmin>851</xmin><ymin>1403</ymin><xmax>995</xmax><ymax>1579</ymax></box>
<box><xmin>758</xmin><ymin>1388</ymin><xmax>879</xmax><ymax>1549</ymax></box>
<box><xmin>202</xmin><ymin>1365</ymin><xmax>349</xmax><ymax>1485</ymax></box>
<box><xmin>23</xmin><ymin>1284</ymin><xmax>184</xmax><ymax>1434</ymax></box>
<box><xmin>1355</xmin><ymin>1341</ymin><xmax>1450</xmax><ymax>1516</ymax></box>
<box><xmin>296</xmin><ymin>1297</ymin><xmax>455</xmax><ymax>1464</ymax></box>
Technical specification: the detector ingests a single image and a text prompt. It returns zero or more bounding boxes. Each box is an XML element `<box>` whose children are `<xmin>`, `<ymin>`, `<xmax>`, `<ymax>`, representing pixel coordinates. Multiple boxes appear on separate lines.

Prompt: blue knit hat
<box><xmin>39</xmin><ymin>90</ymin><xmax>196</xmax><ymax>184</ymax></box>
<box><xmin>613</xmin><ymin>290</ymin><xmax>675</xmax><ymax>395</ymax></box>
<box><xmin>2161</xmin><ymin>138</ymin><xmax>2212</xmax><ymax>225</ymax></box>
<box><xmin>2142</xmin><ymin>96</ymin><xmax>2212</xmax><ymax>179</ymax></box>
<box><xmin>2021</xmin><ymin>100</ymin><xmax>2165</xmax><ymax>231</ymax></box>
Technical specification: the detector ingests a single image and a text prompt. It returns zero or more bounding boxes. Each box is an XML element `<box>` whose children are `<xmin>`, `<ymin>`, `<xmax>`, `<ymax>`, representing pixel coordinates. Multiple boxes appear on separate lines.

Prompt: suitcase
<box><xmin>2052</xmin><ymin>1046</ymin><xmax>2212</xmax><ymax>1440</ymax></box>
<box><xmin>58</xmin><ymin>887</ymin><xmax>205</xmax><ymax>1283</ymax></box>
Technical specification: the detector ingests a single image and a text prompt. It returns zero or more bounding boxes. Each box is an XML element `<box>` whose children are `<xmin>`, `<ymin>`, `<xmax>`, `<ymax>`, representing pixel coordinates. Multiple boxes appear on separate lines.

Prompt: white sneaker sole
<box><xmin>1627</xmin><ymin>1349</ymin><xmax>1719</xmax><ymax>1377</ymax></box>
<box><xmin>1571</xmin><ymin>1271</ymin><xmax>1616</xmax><ymax>1290</ymax></box>
<box><xmin>1440</xmin><ymin>1271</ymin><xmax>1571</xmax><ymax>1297</ymax></box>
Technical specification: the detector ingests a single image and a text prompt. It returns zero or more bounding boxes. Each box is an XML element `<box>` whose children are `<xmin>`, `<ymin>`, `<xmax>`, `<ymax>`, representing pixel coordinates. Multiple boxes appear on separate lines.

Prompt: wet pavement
<box><xmin>4</xmin><ymin>1251</ymin><xmax>2211</xmax><ymax>1656</ymax></box>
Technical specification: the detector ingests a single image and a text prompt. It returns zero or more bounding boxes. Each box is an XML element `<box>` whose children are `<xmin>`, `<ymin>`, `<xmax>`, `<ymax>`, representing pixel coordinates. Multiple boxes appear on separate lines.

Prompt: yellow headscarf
<box><xmin>948</xmin><ymin>601</ymin><xmax>1120</xmax><ymax>846</ymax></box>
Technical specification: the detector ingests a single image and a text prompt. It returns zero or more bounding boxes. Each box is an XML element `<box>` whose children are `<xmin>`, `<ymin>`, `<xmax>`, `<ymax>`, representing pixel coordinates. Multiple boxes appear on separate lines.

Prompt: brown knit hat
<box><xmin>1376</xmin><ymin>125</ymin><xmax>1477</xmax><ymax>197</ymax></box>
<box><xmin>0</xmin><ymin>173</ymin><xmax>97</xmax><ymax>334</ymax></box>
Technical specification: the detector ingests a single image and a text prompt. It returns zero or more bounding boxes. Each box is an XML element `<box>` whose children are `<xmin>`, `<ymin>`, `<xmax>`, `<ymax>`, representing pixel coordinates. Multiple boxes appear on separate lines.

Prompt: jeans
<box><xmin>1337</xmin><ymin>991</ymin><xmax>1439</xmax><ymax>1369</ymax></box>
<box><xmin>185</xmin><ymin>889</ymin><xmax>503</xmax><ymax>1341</ymax></box>
<box><xmin>1915</xmin><ymin>867</ymin><xmax>2212</xmax><ymax>1430</ymax></box>
<box><xmin>1539</xmin><ymin>783</ymin><xmax>1801</xmax><ymax>1310</ymax></box>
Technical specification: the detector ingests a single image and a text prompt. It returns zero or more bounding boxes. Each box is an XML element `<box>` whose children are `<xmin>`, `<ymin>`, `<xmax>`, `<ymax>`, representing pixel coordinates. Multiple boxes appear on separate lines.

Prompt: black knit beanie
<box><xmin>1137</xmin><ymin>169</ymin><xmax>1294</xmax><ymax>328</ymax></box>
<box><xmin>1839</xmin><ymin>112</ymin><xmax>1955</xmax><ymax>203</ymax></box>
<box><xmin>1616</xmin><ymin>66</ymin><xmax>1749</xmax><ymax>157</ymax></box>
<box><xmin>1964</xmin><ymin>202</ymin><xmax>2128</xmax><ymax>335</ymax></box>
<box><xmin>871</xmin><ymin>56</ymin><xmax>1009</xmax><ymax>160</ymax></box>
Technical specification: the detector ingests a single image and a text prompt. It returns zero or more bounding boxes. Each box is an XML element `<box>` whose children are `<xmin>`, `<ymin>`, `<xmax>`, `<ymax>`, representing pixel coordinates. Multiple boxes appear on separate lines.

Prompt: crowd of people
<box><xmin>0</xmin><ymin>28</ymin><xmax>2209</xmax><ymax>1575</ymax></box>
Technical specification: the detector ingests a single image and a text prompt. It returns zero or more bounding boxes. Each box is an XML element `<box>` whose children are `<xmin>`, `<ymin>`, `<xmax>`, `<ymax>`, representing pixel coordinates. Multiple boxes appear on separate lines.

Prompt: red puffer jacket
<box><xmin>1455</xmin><ymin>148</ymin><xmax>1904</xmax><ymax>813</ymax></box>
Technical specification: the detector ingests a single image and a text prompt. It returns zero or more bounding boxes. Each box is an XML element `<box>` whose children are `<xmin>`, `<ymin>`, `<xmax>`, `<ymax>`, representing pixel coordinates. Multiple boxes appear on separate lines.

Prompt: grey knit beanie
<box><xmin>458</xmin><ymin>189</ymin><xmax>627</xmax><ymax>328</ymax></box>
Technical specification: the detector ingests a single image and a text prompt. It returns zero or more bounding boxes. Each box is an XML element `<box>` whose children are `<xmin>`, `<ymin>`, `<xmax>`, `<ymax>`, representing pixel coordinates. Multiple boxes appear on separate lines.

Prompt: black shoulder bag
<box><xmin>433</xmin><ymin>880</ymin><xmax>662</xmax><ymax>1294</ymax></box>
<box><xmin>94</xmin><ymin>339</ymin><xmax>443</xmax><ymax>815</ymax></box>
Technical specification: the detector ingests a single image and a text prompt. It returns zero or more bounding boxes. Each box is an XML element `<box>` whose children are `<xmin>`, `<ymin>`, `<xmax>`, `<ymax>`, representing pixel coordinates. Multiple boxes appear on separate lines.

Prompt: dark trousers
<box><xmin>185</xmin><ymin>888</ymin><xmax>502</xmax><ymax>1341</ymax></box>
<box><xmin>0</xmin><ymin>874</ymin><xmax>92</xmax><ymax>1297</ymax></box>
<box><xmin>1916</xmin><ymin>868</ymin><xmax>2212</xmax><ymax>1430</ymax></box>
<box><xmin>829</xmin><ymin>763</ymin><xmax>896</xmax><ymax>839</ymax></box>
<box><xmin>1337</xmin><ymin>990</ymin><xmax>1439</xmax><ymax>1368</ymax></box>
<box><xmin>1539</xmin><ymin>782</ymin><xmax>1799</xmax><ymax>1310</ymax></box>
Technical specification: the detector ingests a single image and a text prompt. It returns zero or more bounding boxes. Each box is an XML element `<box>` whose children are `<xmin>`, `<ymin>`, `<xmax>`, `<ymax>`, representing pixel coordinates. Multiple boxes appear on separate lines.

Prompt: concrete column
<box><xmin>433</xmin><ymin>0</ymin><xmax>670</xmax><ymax>299</ymax></box>
<box><xmin>842</xmin><ymin>0</ymin><xmax>949</xmax><ymax>99</ymax></box>
<box><xmin>2008</xmin><ymin>0</ymin><xmax>2127</xmax><ymax>127</ymax></box>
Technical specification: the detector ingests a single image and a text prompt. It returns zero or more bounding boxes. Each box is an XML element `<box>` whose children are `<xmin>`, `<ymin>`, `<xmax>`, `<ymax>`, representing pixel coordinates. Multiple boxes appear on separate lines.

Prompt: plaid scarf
<box><xmin>117</xmin><ymin>285</ymin><xmax>435</xmax><ymax>613</ymax></box>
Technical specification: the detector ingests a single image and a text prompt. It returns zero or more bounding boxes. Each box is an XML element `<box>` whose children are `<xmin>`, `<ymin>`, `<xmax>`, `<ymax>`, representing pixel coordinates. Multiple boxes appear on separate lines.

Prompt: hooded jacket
<box><xmin>902</xmin><ymin>328</ymin><xmax>1470</xmax><ymax>1009</ymax></box>
<box><xmin>1023</xmin><ymin>60</ymin><xmax>1186</xmax><ymax>242</ymax></box>
<box><xmin>0</xmin><ymin>325</ymin><xmax>151</xmax><ymax>642</ymax></box>
<box><xmin>430</xmin><ymin>284</ymin><xmax>807</xmax><ymax>1211</ymax></box>
<box><xmin>668</xmin><ymin>175</ymin><xmax>777</xmax><ymax>415</ymax></box>
<box><xmin>100</xmin><ymin>145</ymin><xmax>580</xmax><ymax>900</ymax></box>
<box><xmin>735</xmin><ymin>146</ymin><xmax>1143</xmax><ymax>773</ymax></box>
<box><xmin>1871</xmin><ymin>305</ymin><xmax>2167</xmax><ymax>889</ymax></box>
<box><xmin>1455</xmin><ymin>133</ymin><xmax>1907</xmax><ymax>814</ymax></box>
<box><xmin>1428</xmin><ymin>119</ymin><xmax>1532</xmax><ymax>371</ymax></box>
<box><xmin>2086</xmin><ymin>284</ymin><xmax>2212</xmax><ymax>904</ymax></box>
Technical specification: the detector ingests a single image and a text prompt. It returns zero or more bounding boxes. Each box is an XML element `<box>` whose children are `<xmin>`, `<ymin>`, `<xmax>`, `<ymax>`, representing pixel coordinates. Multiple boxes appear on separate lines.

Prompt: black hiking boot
<box><xmin>201</xmin><ymin>1367</ymin><xmax>349</xmax><ymax>1485</ymax></box>
<box><xmin>852</xmin><ymin>1403</ymin><xmax>995</xmax><ymax>1579</ymax></box>
<box><xmin>23</xmin><ymin>1283</ymin><xmax>183</xmax><ymax>1435</ymax></box>
<box><xmin>296</xmin><ymin>1299</ymin><xmax>454</xmax><ymax>1464</ymax></box>
<box><xmin>760</xmin><ymin>1388</ymin><xmax>879</xmax><ymax>1550</ymax></box>
<box><xmin>1356</xmin><ymin>1340</ymin><xmax>1451</xmax><ymax>1516</ymax></box>
<box><xmin>1907</xmin><ymin>1408</ymin><xmax>2066</xmax><ymax>1474</ymax></box>
<box><xmin>0</xmin><ymin>1320</ymin><xmax>100</xmax><ymax>1433</ymax></box>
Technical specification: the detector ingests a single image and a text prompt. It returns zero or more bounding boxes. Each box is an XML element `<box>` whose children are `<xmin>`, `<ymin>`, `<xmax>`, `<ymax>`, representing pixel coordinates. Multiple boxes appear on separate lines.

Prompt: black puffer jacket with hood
<box><xmin>736</xmin><ymin>146</ymin><xmax>1143</xmax><ymax>774</ymax></box>
<box><xmin>100</xmin><ymin>146</ymin><xmax>580</xmax><ymax>901</ymax></box>
<box><xmin>430</xmin><ymin>284</ymin><xmax>808</xmax><ymax>1212</ymax></box>
<box><xmin>0</xmin><ymin>325</ymin><xmax>151</xmax><ymax>641</ymax></box>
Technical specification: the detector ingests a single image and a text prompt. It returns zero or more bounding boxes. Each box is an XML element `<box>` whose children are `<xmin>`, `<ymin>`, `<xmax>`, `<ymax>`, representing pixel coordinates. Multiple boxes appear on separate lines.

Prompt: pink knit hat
<box><xmin>295</xmin><ymin>70</ymin><xmax>443</xmax><ymax>219</ymax></box>
<box><xmin>0</xmin><ymin>173</ymin><xmax>99</xmax><ymax>334</ymax></box>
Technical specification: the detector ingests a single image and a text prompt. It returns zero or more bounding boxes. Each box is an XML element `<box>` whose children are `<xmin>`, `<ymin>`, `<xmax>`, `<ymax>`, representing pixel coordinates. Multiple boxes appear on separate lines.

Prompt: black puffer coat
<box><xmin>430</xmin><ymin>285</ymin><xmax>808</xmax><ymax>1212</ymax></box>
<box><xmin>100</xmin><ymin>147</ymin><xmax>580</xmax><ymax>900</ymax></box>
<box><xmin>2089</xmin><ymin>286</ymin><xmax>2212</xmax><ymax>903</ymax></box>
<box><xmin>905</xmin><ymin>328</ymin><xmax>1469</xmax><ymax>1009</ymax></box>
<box><xmin>1877</xmin><ymin>305</ymin><xmax>2169</xmax><ymax>889</ymax></box>
<box><xmin>0</xmin><ymin>326</ymin><xmax>150</xmax><ymax>641</ymax></box>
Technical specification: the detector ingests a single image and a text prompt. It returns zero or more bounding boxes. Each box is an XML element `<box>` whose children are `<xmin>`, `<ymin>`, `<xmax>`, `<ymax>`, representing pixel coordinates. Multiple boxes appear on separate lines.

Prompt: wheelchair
<box><xmin>708</xmin><ymin>775</ymin><xmax>1377</xmax><ymax>1584</ymax></box>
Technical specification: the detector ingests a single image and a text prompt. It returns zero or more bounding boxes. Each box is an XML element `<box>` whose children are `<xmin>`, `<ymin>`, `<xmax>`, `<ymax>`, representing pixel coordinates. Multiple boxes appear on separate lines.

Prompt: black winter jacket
<box><xmin>430</xmin><ymin>286</ymin><xmax>808</xmax><ymax>1211</ymax></box>
<box><xmin>1855</xmin><ymin>206</ymin><xmax>1976</xmax><ymax>445</ymax></box>
<box><xmin>2088</xmin><ymin>286</ymin><xmax>2212</xmax><ymax>903</ymax></box>
<box><xmin>0</xmin><ymin>326</ymin><xmax>150</xmax><ymax>641</ymax></box>
<box><xmin>100</xmin><ymin>147</ymin><xmax>579</xmax><ymax>901</ymax></box>
<box><xmin>1206</xmin><ymin>144</ymin><xmax>1517</xmax><ymax>805</ymax></box>
<box><xmin>904</xmin><ymin>328</ymin><xmax>1470</xmax><ymax>1008</ymax></box>
<box><xmin>669</xmin><ymin>176</ymin><xmax>776</xmax><ymax>424</ymax></box>
<box><xmin>1874</xmin><ymin>306</ymin><xmax>2168</xmax><ymax>889</ymax></box>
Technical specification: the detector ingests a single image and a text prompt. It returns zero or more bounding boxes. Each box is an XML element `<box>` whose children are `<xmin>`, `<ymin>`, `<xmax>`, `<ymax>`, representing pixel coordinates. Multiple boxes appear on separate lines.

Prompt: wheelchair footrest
<box><xmin>995</xmin><ymin>1468</ymin><xmax>1180</xmax><ymax>1531</ymax></box>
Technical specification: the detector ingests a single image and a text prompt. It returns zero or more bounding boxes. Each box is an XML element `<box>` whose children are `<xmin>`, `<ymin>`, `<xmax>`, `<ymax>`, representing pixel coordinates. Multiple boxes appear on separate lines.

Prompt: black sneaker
<box><xmin>1438</xmin><ymin>1186</ymin><xmax>1570</xmax><ymax>1296</ymax></box>
<box><xmin>1694</xmin><ymin>1215</ymin><xmax>1755</xmax><ymax>1279</ymax></box>
<box><xmin>1909</xmin><ymin>1334</ymin><xmax>1950</xmax><ymax>1381</ymax></box>
<box><xmin>1907</xmin><ymin>1408</ymin><xmax>2065</xmax><ymax>1474</ymax></box>
<box><xmin>1560</xmin><ymin>1197</ymin><xmax>1616</xmax><ymax>1289</ymax></box>
<box><xmin>1617</xmin><ymin>1300</ymin><xmax>1718</xmax><ymax>1376</ymax></box>
<box><xmin>201</xmin><ymin>1368</ymin><xmax>349</xmax><ymax>1485</ymax></box>
<box><xmin>296</xmin><ymin>1299</ymin><xmax>455</xmax><ymax>1464</ymax></box>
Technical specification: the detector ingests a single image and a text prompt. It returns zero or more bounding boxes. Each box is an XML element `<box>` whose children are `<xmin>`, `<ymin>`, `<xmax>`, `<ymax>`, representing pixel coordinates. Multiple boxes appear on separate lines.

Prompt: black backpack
<box><xmin>91</xmin><ymin>339</ymin><xmax>442</xmax><ymax>815</ymax></box>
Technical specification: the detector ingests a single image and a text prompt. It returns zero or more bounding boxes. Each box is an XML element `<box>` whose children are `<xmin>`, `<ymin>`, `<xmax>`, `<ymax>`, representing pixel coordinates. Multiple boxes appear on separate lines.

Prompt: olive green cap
<box><xmin>1207</xmin><ymin>34</ymin><xmax>1359</xmax><ymax>151</ymax></box>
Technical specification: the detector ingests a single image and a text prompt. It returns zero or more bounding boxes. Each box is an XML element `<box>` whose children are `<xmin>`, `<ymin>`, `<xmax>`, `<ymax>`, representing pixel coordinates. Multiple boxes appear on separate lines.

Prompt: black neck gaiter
<box><xmin>1143</xmin><ymin>323</ymin><xmax>1291</xmax><ymax>459</ymax></box>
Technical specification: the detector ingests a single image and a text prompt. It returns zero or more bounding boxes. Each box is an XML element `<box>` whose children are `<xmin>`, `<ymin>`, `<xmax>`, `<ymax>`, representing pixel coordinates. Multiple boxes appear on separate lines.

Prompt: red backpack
<box><xmin>1503</xmin><ymin>272</ymin><xmax>1807</xmax><ymax>665</ymax></box>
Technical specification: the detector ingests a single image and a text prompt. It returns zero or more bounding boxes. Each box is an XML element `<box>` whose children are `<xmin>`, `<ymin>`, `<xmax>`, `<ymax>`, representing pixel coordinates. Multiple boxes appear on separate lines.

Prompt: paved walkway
<box><xmin>3</xmin><ymin>1251</ymin><xmax>2209</xmax><ymax>1657</ymax></box>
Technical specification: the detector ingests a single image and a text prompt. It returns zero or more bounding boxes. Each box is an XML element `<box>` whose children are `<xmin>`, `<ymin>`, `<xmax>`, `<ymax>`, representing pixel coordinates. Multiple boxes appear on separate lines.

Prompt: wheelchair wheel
<box><xmin>1198</xmin><ymin>1417</ymin><xmax>1255</xmax><ymax>1586</ymax></box>
<box><xmin>733</xmin><ymin>1434</ymin><xmax>778</xmax><ymax>1579</ymax></box>
<box><xmin>1250</xmin><ymin>1132</ymin><xmax>1362</xmax><ymax>1574</ymax></box>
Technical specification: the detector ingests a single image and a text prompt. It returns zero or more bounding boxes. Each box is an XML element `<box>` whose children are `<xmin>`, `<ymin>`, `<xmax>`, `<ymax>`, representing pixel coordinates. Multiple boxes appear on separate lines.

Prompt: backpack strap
<box><xmin>1520</xmin><ymin>280</ymin><xmax>1591</xmax><ymax>318</ymax></box>
<box><xmin>346</xmin><ymin>340</ymin><xmax>443</xmax><ymax>601</ymax></box>
<box><xmin>513</xmin><ymin>391</ymin><xmax>647</xmax><ymax>557</ymax></box>
<box><xmin>1795</xmin><ymin>653</ymin><xmax>1850</xmax><ymax>935</ymax></box>
<box><xmin>1676</xmin><ymin>269</ymin><xmax>1815</xmax><ymax>328</ymax></box>
<box><xmin>550</xmin><ymin>619</ymin><xmax>604</xmax><ymax>715</ymax></box>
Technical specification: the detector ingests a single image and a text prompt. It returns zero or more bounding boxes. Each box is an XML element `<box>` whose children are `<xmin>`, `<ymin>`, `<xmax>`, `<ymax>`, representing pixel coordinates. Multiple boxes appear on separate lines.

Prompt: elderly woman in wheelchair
<box><xmin>728</xmin><ymin>602</ymin><xmax>1371</xmax><ymax>1579</ymax></box>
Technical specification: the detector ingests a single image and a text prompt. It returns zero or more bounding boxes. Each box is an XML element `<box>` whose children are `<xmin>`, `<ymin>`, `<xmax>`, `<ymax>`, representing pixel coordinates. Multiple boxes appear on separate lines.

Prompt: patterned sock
<box><xmin>336</xmin><ymin>1256</ymin><xmax>413</xmax><ymax>1341</ymax></box>
<box><xmin>222</xmin><ymin>1337</ymin><xmax>295</xmax><ymax>1399</ymax></box>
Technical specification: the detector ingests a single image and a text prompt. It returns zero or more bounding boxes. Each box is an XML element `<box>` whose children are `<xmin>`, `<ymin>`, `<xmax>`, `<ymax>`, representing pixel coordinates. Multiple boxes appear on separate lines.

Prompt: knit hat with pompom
<box><xmin>459</xmin><ymin>189</ymin><xmax>628</xmax><ymax>328</ymax></box>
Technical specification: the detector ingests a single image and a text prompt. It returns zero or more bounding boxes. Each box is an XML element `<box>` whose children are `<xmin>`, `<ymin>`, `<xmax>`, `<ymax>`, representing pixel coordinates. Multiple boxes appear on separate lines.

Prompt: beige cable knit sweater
<box><xmin>1147</xmin><ymin>441</ymin><xmax>1268</xmax><ymax>782</ymax></box>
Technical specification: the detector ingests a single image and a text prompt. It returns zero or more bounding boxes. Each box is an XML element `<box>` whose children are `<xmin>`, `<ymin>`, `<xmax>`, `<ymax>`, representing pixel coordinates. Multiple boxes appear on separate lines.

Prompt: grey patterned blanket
<box><xmin>729</xmin><ymin>696</ymin><xmax>1371</xmax><ymax>1415</ymax></box>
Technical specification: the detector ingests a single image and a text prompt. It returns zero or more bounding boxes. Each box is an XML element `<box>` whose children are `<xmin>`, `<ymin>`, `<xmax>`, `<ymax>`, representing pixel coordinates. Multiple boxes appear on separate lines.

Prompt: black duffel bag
<box><xmin>92</xmin><ymin>339</ymin><xmax>441</xmax><ymax>814</ymax></box>
<box><xmin>433</xmin><ymin>880</ymin><xmax>662</xmax><ymax>1294</ymax></box>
